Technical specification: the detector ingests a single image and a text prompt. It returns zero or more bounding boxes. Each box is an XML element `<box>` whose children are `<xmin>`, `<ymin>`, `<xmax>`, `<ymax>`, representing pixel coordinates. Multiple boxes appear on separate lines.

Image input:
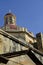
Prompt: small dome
<box><xmin>5</xmin><ymin>13</ymin><xmax>14</xmax><ymax>16</ymax></box>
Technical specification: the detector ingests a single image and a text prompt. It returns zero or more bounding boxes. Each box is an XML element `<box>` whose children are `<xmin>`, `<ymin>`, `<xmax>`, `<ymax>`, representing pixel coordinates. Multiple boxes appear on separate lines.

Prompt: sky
<box><xmin>0</xmin><ymin>0</ymin><xmax>43</xmax><ymax>35</ymax></box>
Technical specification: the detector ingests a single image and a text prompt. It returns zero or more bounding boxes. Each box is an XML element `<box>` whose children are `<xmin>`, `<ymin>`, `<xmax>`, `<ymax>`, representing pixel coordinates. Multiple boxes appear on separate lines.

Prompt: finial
<box><xmin>9</xmin><ymin>9</ymin><xmax>11</xmax><ymax>13</ymax></box>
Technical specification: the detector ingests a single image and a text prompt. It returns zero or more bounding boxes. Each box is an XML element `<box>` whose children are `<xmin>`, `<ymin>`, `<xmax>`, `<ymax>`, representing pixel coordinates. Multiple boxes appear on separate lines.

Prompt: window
<box><xmin>9</xmin><ymin>16</ymin><xmax>12</xmax><ymax>24</ymax></box>
<box><xmin>5</xmin><ymin>17</ymin><xmax>8</xmax><ymax>24</ymax></box>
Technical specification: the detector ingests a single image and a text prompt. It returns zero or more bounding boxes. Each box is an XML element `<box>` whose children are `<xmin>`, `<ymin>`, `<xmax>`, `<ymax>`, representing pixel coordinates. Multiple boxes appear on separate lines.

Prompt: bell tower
<box><xmin>4</xmin><ymin>12</ymin><xmax>16</xmax><ymax>26</ymax></box>
<box><xmin>4</xmin><ymin>12</ymin><xmax>17</xmax><ymax>30</ymax></box>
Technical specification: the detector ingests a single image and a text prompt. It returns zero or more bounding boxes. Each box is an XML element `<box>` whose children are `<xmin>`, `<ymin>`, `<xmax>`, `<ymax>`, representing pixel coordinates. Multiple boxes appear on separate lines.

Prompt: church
<box><xmin>0</xmin><ymin>12</ymin><xmax>43</xmax><ymax>65</ymax></box>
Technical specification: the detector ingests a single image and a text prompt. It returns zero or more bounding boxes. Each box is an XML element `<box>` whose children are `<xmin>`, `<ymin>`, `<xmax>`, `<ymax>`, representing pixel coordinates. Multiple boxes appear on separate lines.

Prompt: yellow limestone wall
<box><xmin>0</xmin><ymin>34</ymin><xmax>36</xmax><ymax>65</ymax></box>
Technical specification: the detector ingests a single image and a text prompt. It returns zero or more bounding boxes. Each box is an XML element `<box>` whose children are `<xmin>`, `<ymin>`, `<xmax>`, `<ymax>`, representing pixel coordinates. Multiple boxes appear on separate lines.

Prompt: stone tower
<box><xmin>4</xmin><ymin>12</ymin><xmax>16</xmax><ymax>30</ymax></box>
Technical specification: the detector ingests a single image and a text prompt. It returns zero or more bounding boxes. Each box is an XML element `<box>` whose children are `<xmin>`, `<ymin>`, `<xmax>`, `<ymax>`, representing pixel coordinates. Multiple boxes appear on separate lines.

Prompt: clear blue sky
<box><xmin>0</xmin><ymin>0</ymin><xmax>43</xmax><ymax>34</ymax></box>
